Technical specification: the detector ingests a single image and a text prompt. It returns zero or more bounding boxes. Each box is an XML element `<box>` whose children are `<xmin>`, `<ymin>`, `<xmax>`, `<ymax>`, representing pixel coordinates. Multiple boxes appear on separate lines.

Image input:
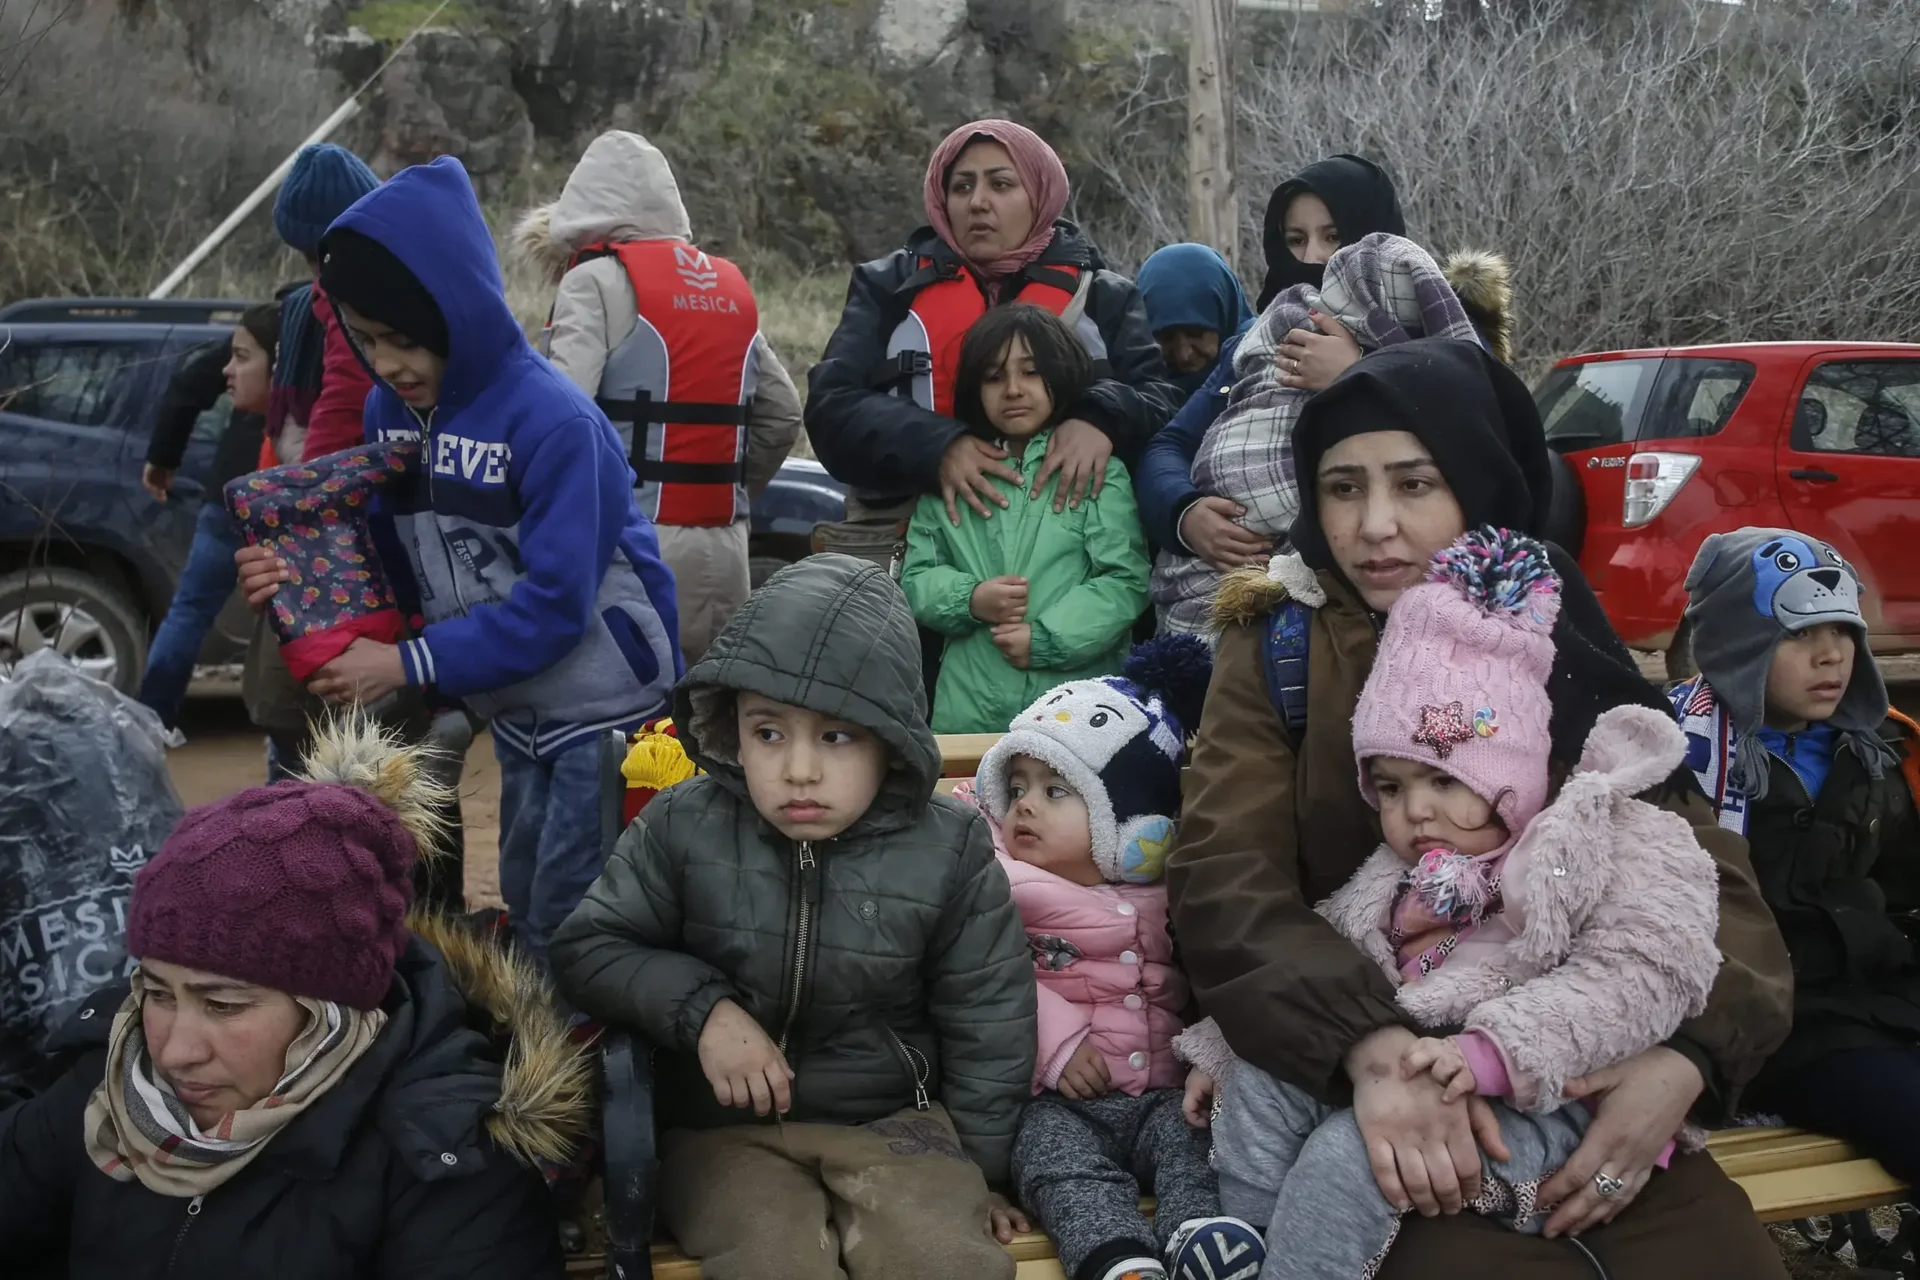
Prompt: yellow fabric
<box><xmin>621</xmin><ymin>719</ymin><xmax>699</xmax><ymax>792</ymax></box>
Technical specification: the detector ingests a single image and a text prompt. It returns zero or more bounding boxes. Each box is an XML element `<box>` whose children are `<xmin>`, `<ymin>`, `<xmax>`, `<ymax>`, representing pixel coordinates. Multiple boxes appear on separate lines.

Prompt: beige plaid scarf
<box><xmin>82</xmin><ymin>968</ymin><xmax>387</xmax><ymax>1197</ymax></box>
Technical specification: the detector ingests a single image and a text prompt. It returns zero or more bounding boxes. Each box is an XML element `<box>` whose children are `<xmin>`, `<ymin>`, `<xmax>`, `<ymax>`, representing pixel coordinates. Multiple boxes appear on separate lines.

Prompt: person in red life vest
<box><xmin>805</xmin><ymin>119</ymin><xmax>1180</xmax><ymax>570</ymax></box>
<box><xmin>516</xmin><ymin>131</ymin><xmax>803</xmax><ymax>663</ymax></box>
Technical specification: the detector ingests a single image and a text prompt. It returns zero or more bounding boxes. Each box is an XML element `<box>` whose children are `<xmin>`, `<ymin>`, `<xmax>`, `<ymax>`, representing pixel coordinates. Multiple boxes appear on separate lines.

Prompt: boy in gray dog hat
<box><xmin>1671</xmin><ymin>526</ymin><xmax>1919</xmax><ymax>1185</ymax></box>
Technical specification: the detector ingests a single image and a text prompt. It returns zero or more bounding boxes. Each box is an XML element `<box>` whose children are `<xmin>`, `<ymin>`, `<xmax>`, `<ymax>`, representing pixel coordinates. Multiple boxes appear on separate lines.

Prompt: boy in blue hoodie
<box><xmin>240</xmin><ymin>156</ymin><xmax>683</xmax><ymax>969</ymax></box>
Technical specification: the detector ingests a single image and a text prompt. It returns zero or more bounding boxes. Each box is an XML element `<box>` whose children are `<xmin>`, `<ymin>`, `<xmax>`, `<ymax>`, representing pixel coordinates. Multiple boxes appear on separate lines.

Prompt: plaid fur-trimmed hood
<box><xmin>1150</xmin><ymin>234</ymin><xmax>1481</xmax><ymax>636</ymax></box>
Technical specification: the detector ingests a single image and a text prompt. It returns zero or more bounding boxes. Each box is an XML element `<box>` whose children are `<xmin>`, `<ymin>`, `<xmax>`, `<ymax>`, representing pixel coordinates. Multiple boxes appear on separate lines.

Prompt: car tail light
<box><xmin>1622</xmin><ymin>452</ymin><xmax>1702</xmax><ymax>528</ymax></box>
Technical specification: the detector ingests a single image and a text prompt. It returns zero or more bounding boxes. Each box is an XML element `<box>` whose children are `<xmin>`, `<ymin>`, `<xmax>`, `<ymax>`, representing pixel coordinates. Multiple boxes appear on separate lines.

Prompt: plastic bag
<box><xmin>0</xmin><ymin>649</ymin><xmax>182</xmax><ymax>1095</ymax></box>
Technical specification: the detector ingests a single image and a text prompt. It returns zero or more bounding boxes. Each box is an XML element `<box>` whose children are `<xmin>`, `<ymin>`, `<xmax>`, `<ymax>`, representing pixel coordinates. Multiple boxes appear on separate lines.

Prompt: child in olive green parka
<box><xmin>902</xmin><ymin>305</ymin><xmax>1150</xmax><ymax>734</ymax></box>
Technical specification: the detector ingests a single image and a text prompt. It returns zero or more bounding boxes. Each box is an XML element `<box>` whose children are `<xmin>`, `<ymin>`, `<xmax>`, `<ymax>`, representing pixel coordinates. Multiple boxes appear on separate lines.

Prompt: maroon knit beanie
<box><xmin>129</xmin><ymin>781</ymin><xmax>418</xmax><ymax>1011</ymax></box>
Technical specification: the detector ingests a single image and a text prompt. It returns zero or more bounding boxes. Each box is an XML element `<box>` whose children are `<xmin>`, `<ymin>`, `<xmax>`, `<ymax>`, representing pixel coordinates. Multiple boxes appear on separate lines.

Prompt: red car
<box><xmin>1537</xmin><ymin>342</ymin><xmax>1920</xmax><ymax>678</ymax></box>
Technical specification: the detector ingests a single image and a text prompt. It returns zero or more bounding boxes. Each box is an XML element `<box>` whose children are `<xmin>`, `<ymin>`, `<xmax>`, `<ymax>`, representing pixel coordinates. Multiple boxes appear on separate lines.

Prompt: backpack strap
<box><xmin>1883</xmin><ymin>708</ymin><xmax>1920</xmax><ymax>816</ymax></box>
<box><xmin>1262</xmin><ymin>598</ymin><xmax>1313</xmax><ymax>736</ymax></box>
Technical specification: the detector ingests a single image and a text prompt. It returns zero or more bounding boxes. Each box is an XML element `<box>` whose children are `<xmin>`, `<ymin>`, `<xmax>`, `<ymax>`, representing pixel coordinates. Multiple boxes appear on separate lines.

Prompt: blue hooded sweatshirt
<box><xmin>330</xmin><ymin>156</ymin><xmax>683</xmax><ymax>760</ymax></box>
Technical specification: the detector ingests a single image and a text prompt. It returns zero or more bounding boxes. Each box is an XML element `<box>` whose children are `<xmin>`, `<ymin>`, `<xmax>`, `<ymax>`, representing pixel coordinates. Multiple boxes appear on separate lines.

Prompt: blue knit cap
<box><xmin>274</xmin><ymin>145</ymin><xmax>380</xmax><ymax>257</ymax></box>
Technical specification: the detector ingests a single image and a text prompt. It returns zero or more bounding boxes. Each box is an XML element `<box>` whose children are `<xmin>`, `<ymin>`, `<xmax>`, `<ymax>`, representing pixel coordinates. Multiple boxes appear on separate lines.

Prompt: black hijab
<box><xmin>1257</xmin><ymin>154</ymin><xmax>1406</xmax><ymax>311</ymax></box>
<box><xmin>1289</xmin><ymin>339</ymin><xmax>1673</xmax><ymax>768</ymax></box>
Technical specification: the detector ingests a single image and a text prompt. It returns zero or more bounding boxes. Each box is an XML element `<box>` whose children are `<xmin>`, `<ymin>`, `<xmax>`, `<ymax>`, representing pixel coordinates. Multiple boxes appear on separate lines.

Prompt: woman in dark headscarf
<box><xmin>1166</xmin><ymin>339</ymin><xmax>1795</xmax><ymax>1277</ymax></box>
<box><xmin>1257</xmin><ymin>154</ymin><xmax>1406</xmax><ymax>309</ymax></box>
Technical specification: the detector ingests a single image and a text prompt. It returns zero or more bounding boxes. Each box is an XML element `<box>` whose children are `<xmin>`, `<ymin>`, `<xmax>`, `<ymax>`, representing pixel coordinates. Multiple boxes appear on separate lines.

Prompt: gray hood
<box><xmin>675</xmin><ymin>554</ymin><xmax>940</xmax><ymax>831</ymax></box>
<box><xmin>513</xmin><ymin>130</ymin><xmax>691</xmax><ymax>280</ymax></box>
<box><xmin>551</xmin><ymin>130</ymin><xmax>689</xmax><ymax>247</ymax></box>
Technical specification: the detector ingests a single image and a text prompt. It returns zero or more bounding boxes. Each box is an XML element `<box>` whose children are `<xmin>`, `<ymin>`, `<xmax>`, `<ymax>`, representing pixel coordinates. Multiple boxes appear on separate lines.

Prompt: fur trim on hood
<box><xmin>1441</xmin><ymin>249</ymin><xmax>1513</xmax><ymax>364</ymax></box>
<box><xmin>407</xmin><ymin>911</ymin><xmax>596</xmax><ymax>1169</ymax></box>
<box><xmin>1211</xmin><ymin>551</ymin><xmax>1323</xmax><ymax>630</ymax></box>
<box><xmin>513</xmin><ymin>130</ymin><xmax>692</xmax><ymax>284</ymax></box>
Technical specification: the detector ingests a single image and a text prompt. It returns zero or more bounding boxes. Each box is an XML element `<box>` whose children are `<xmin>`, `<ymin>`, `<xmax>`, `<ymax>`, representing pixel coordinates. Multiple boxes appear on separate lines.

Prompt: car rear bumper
<box><xmin>1580</xmin><ymin>533</ymin><xmax>1695</xmax><ymax>651</ymax></box>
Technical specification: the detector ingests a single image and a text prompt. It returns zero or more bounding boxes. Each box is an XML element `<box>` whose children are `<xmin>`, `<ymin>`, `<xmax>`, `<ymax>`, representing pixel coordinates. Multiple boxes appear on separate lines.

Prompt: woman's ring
<box><xmin>1593</xmin><ymin>1170</ymin><xmax>1627</xmax><ymax>1198</ymax></box>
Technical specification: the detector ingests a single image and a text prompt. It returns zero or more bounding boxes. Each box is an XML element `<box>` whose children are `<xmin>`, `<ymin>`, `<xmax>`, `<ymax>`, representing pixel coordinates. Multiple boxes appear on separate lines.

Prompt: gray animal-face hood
<box><xmin>1683</xmin><ymin>527</ymin><xmax>1896</xmax><ymax>792</ymax></box>
<box><xmin>674</xmin><ymin>555</ymin><xmax>939</xmax><ymax>832</ymax></box>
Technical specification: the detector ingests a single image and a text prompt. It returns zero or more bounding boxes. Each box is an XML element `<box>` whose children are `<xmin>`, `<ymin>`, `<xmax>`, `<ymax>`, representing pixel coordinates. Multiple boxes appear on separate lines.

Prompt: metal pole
<box><xmin>1187</xmin><ymin>0</ymin><xmax>1239</xmax><ymax>269</ymax></box>
<box><xmin>148</xmin><ymin>97</ymin><xmax>363</xmax><ymax>299</ymax></box>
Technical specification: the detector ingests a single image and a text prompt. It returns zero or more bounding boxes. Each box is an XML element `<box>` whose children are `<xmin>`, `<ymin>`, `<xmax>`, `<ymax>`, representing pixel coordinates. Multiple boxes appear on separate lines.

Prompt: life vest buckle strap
<box><xmin>597</xmin><ymin>395</ymin><xmax>750</xmax><ymax>426</ymax></box>
<box><xmin>869</xmin><ymin>349</ymin><xmax>932</xmax><ymax>392</ymax></box>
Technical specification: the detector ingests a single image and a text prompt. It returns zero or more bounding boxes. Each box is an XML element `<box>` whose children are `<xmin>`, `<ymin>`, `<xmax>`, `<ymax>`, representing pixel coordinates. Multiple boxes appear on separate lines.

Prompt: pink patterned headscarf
<box><xmin>923</xmin><ymin>119</ymin><xmax>1070</xmax><ymax>281</ymax></box>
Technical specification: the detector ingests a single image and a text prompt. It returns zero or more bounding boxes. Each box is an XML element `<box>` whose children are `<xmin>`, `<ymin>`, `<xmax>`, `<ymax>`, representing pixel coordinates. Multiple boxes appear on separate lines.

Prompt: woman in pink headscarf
<box><xmin>807</xmin><ymin>119</ymin><xmax>1179</xmax><ymax>555</ymax></box>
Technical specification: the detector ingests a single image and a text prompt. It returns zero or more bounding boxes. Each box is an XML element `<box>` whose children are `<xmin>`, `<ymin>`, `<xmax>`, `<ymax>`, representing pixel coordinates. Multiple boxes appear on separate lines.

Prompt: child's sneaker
<box><xmin>1166</xmin><ymin>1216</ymin><xmax>1266</xmax><ymax>1280</ymax></box>
<box><xmin>1096</xmin><ymin>1262</ymin><xmax>1167</xmax><ymax>1280</ymax></box>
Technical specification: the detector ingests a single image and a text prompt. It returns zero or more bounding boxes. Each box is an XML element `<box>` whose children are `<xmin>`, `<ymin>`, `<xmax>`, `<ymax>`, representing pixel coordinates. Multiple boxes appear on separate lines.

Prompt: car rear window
<box><xmin>1538</xmin><ymin>356</ymin><xmax>1755</xmax><ymax>448</ymax></box>
<box><xmin>1537</xmin><ymin>359</ymin><xmax>1659</xmax><ymax>448</ymax></box>
<box><xmin>1640</xmin><ymin>358</ymin><xmax>1755</xmax><ymax>442</ymax></box>
<box><xmin>0</xmin><ymin>338</ymin><xmax>159</xmax><ymax>428</ymax></box>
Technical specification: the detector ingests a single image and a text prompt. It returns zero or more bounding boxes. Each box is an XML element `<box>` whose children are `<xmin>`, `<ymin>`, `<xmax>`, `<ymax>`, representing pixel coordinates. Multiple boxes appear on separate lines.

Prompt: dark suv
<box><xmin>0</xmin><ymin>297</ymin><xmax>846</xmax><ymax>695</ymax></box>
<box><xmin>0</xmin><ymin>298</ymin><xmax>252</xmax><ymax>693</ymax></box>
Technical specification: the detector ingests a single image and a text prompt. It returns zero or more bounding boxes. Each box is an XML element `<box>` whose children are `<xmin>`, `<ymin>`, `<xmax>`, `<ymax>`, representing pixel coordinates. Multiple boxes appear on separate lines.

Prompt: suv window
<box><xmin>1537</xmin><ymin>359</ymin><xmax>1659</xmax><ymax>448</ymax></box>
<box><xmin>1795</xmin><ymin>361</ymin><xmax>1920</xmax><ymax>458</ymax></box>
<box><xmin>1641</xmin><ymin>358</ymin><xmax>1754</xmax><ymax>442</ymax></box>
<box><xmin>0</xmin><ymin>338</ymin><xmax>158</xmax><ymax>428</ymax></box>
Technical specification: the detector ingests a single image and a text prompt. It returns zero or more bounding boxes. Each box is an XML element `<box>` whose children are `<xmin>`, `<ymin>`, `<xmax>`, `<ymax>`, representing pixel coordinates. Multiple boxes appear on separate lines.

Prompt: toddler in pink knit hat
<box><xmin>1177</xmin><ymin>529</ymin><xmax>1726</xmax><ymax>1277</ymax></box>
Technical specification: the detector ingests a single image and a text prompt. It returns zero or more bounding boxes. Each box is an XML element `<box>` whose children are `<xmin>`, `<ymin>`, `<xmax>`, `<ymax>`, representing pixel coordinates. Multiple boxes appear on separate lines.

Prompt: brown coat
<box><xmin>1166</xmin><ymin>566</ymin><xmax>1793</xmax><ymax>1117</ymax></box>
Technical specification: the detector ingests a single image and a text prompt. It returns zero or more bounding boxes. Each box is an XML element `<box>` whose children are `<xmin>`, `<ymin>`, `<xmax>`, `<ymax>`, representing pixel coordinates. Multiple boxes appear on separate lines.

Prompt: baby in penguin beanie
<box><xmin>963</xmin><ymin>635</ymin><xmax>1273</xmax><ymax>1280</ymax></box>
<box><xmin>972</xmin><ymin>634</ymin><xmax>1213</xmax><ymax>887</ymax></box>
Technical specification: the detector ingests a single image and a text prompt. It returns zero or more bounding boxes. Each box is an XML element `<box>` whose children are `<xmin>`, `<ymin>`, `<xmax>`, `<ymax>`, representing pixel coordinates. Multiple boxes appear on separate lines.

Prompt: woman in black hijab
<box><xmin>1168</xmin><ymin>339</ymin><xmax>1794</xmax><ymax>1277</ymax></box>
<box><xmin>1257</xmin><ymin>154</ymin><xmax>1406</xmax><ymax>310</ymax></box>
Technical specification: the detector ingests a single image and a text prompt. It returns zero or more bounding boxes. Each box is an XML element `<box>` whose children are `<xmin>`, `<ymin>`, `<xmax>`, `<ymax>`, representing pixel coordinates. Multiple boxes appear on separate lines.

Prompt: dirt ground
<box><xmin>168</xmin><ymin>688</ymin><xmax>506</xmax><ymax>909</ymax></box>
<box><xmin>164</xmin><ymin>655</ymin><xmax>1920</xmax><ymax>915</ymax></box>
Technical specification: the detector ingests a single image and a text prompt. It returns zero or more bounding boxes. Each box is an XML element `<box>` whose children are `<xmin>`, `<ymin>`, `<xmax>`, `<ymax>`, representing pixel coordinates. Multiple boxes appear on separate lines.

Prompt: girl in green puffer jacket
<box><xmin>903</xmin><ymin>305</ymin><xmax>1151</xmax><ymax>733</ymax></box>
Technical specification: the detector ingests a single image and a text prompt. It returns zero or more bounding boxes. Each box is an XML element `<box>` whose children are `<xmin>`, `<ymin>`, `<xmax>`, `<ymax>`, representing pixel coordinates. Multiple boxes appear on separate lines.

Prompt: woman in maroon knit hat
<box><xmin>0</xmin><ymin>715</ymin><xmax>591</xmax><ymax>1279</ymax></box>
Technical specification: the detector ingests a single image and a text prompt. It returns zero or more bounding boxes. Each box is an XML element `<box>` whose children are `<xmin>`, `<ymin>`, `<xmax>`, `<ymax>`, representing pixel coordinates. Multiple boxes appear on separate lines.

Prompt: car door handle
<box><xmin>1790</xmin><ymin>468</ymin><xmax>1839</xmax><ymax>484</ymax></box>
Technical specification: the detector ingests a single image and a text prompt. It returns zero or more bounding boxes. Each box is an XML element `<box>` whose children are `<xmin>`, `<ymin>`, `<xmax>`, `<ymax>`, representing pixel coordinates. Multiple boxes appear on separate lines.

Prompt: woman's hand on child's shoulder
<box><xmin>696</xmin><ymin>997</ymin><xmax>794</xmax><ymax>1117</ymax></box>
<box><xmin>1056</xmin><ymin>1038</ymin><xmax>1111</xmax><ymax>1100</ymax></box>
<box><xmin>1182</xmin><ymin>1068</ymin><xmax>1217</xmax><ymax>1128</ymax></box>
<box><xmin>986</xmin><ymin>1193</ymin><xmax>1031</xmax><ymax>1244</ymax></box>
<box><xmin>1032</xmin><ymin>419</ymin><xmax>1113</xmax><ymax>512</ymax></box>
<box><xmin>1401</xmin><ymin>1036</ymin><xmax>1478</xmax><ymax>1103</ymax></box>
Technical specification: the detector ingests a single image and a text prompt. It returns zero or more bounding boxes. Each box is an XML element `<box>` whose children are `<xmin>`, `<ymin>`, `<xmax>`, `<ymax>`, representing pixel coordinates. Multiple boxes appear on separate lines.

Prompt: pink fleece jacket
<box><xmin>1177</xmin><ymin>706</ymin><xmax>1722</xmax><ymax>1120</ymax></box>
<box><xmin>955</xmin><ymin>782</ymin><xmax>1189</xmax><ymax>1095</ymax></box>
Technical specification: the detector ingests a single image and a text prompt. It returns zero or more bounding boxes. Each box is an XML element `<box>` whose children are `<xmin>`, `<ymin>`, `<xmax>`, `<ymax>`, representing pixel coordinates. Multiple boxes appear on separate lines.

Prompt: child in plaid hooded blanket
<box><xmin>1150</xmin><ymin>234</ymin><xmax>1484</xmax><ymax>636</ymax></box>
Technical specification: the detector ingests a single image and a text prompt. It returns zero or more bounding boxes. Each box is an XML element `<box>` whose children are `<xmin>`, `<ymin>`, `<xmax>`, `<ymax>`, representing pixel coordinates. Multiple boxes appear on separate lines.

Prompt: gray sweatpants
<box><xmin>1211</xmin><ymin>1062</ymin><xmax>1591</xmax><ymax>1280</ymax></box>
<box><xmin>1013</xmin><ymin>1089</ymin><xmax>1221</xmax><ymax>1279</ymax></box>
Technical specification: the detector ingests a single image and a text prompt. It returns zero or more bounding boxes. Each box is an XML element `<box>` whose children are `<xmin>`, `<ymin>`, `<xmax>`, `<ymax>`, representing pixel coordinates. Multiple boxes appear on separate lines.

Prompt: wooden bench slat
<box><xmin>935</xmin><ymin>733</ymin><xmax>1002</xmax><ymax>778</ymax></box>
<box><xmin>1736</xmin><ymin>1158</ymin><xmax>1910</xmax><ymax>1223</ymax></box>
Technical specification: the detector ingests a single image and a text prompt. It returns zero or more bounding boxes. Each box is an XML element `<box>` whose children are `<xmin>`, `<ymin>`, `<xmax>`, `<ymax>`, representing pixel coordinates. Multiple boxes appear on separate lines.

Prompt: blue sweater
<box><xmin>336</xmin><ymin>157</ymin><xmax>683</xmax><ymax>759</ymax></box>
<box><xmin>1133</xmin><ymin>330</ymin><xmax>1244</xmax><ymax>552</ymax></box>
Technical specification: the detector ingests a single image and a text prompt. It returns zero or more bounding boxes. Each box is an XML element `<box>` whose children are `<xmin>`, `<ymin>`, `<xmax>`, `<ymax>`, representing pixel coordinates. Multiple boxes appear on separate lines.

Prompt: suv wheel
<box><xmin>0</xmin><ymin>567</ymin><xmax>148</xmax><ymax>694</ymax></box>
<box><xmin>749</xmin><ymin>555</ymin><xmax>791</xmax><ymax>590</ymax></box>
<box><xmin>1665</xmin><ymin>620</ymin><xmax>1698</xmax><ymax>684</ymax></box>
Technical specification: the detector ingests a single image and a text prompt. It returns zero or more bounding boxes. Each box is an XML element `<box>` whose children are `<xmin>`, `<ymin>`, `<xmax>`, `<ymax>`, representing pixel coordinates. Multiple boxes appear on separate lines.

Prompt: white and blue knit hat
<box><xmin>975</xmin><ymin>635</ymin><xmax>1212</xmax><ymax>883</ymax></box>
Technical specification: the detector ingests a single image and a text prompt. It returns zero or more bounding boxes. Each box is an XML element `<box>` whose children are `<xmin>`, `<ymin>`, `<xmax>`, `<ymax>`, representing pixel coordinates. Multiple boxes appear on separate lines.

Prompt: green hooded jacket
<box><xmin>549</xmin><ymin>555</ymin><xmax>1036</xmax><ymax>1183</ymax></box>
<box><xmin>901</xmin><ymin>429</ymin><xmax>1150</xmax><ymax>734</ymax></box>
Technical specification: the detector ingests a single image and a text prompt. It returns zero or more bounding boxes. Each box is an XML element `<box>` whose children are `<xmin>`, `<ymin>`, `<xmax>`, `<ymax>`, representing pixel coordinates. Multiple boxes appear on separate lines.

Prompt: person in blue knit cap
<box><xmin>266</xmin><ymin>143</ymin><xmax>383</xmax><ymax>464</ymax></box>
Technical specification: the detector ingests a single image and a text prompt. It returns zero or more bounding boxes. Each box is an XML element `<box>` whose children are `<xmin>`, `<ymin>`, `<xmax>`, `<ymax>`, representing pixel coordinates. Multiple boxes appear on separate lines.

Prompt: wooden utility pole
<box><xmin>1187</xmin><ymin>0</ymin><xmax>1238</xmax><ymax>269</ymax></box>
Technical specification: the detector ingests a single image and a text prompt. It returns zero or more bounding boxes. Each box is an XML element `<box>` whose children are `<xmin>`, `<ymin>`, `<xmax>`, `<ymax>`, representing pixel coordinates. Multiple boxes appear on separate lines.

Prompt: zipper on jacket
<box><xmin>415</xmin><ymin>406</ymin><xmax>474</xmax><ymax>620</ymax></box>
<box><xmin>164</xmin><ymin>1194</ymin><xmax>204</xmax><ymax>1278</ymax></box>
<box><xmin>888</xmin><ymin>1028</ymin><xmax>932</xmax><ymax>1111</ymax></box>
<box><xmin>776</xmin><ymin>841</ymin><xmax>819</xmax><ymax>1055</ymax></box>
